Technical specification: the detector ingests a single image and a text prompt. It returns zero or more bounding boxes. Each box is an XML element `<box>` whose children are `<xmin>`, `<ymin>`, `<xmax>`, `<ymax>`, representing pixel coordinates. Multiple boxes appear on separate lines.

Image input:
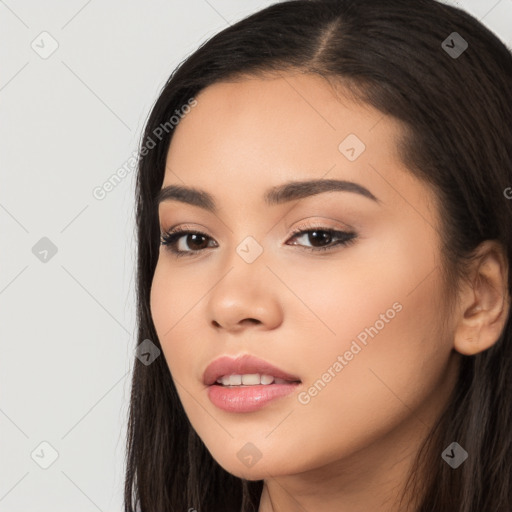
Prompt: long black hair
<box><xmin>125</xmin><ymin>1</ymin><xmax>512</xmax><ymax>510</ymax></box>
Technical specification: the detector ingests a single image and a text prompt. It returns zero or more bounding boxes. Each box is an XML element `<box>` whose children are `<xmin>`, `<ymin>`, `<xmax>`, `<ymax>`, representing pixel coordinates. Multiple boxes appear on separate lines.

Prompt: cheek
<box><xmin>295</xmin><ymin>275</ymin><xmax>450</xmax><ymax>456</ymax></box>
<box><xmin>149</xmin><ymin>262</ymin><xmax>201</xmax><ymax>377</ymax></box>
<box><xmin>301</xmin><ymin>309</ymin><xmax>448</xmax><ymax>456</ymax></box>
<box><xmin>275</xmin><ymin>228</ymin><xmax>442</xmax><ymax>368</ymax></box>
<box><xmin>266</xmin><ymin>235</ymin><xmax>451</xmax><ymax>453</ymax></box>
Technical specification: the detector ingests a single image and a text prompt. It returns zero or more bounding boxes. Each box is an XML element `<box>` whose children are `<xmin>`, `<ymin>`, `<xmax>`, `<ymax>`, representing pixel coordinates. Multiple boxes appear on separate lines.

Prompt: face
<box><xmin>150</xmin><ymin>72</ymin><xmax>460</xmax><ymax>483</ymax></box>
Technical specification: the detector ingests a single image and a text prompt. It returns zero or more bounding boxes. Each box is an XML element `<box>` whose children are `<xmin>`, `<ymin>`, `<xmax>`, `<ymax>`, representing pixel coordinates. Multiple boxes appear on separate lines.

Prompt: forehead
<box><xmin>162</xmin><ymin>73</ymin><xmax>429</xmax><ymax>215</ymax></box>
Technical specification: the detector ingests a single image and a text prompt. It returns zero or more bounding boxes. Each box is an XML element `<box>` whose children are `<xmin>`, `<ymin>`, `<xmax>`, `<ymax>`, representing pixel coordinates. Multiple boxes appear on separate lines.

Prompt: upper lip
<box><xmin>203</xmin><ymin>354</ymin><xmax>301</xmax><ymax>386</ymax></box>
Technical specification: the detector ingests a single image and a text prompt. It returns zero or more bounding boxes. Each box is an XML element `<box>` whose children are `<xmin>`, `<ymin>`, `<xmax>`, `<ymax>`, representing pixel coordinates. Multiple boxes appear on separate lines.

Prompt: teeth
<box><xmin>260</xmin><ymin>374</ymin><xmax>274</xmax><ymax>385</ymax></box>
<box><xmin>215</xmin><ymin>373</ymin><xmax>280</xmax><ymax>386</ymax></box>
<box><xmin>242</xmin><ymin>373</ymin><xmax>260</xmax><ymax>385</ymax></box>
<box><xmin>229</xmin><ymin>374</ymin><xmax>242</xmax><ymax>385</ymax></box>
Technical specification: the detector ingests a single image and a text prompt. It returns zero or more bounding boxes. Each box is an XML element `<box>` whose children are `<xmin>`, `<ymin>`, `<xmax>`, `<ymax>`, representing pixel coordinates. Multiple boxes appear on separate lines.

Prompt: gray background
<box><xmin>1</xmin><ymin>1</ymin><xmax>511</xmax><ymax>510</ymax></box>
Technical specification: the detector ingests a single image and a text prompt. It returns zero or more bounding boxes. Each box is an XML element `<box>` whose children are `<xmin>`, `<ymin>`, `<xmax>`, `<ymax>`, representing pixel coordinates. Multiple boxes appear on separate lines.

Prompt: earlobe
<box><xmin>453</xmin><ymin>240</ymin><xmax>510</xmax><ymax>356</ymax></box>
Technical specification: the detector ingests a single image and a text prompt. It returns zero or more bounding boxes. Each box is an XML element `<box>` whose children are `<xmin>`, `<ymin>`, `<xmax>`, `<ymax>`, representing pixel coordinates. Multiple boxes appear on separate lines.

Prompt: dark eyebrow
<box><xmin>156</xmin><ymin>179</ymin><xmax>380</xmax><ymax>213</ymax></box>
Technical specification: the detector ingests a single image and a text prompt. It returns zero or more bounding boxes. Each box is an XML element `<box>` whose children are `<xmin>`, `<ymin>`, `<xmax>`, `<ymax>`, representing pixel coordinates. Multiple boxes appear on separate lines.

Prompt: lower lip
<box><xmin>207</xmin><ymin>383</ymin><xmax>300</xmax><ymax>413</ymax></box>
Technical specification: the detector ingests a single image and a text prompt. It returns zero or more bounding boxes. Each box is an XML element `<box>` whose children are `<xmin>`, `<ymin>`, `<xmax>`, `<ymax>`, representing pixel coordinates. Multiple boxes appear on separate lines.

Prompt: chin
<box><xmin>210</xmin><ymin>452</ymin><xmax>281</xmax><ymax>481</ymax></box>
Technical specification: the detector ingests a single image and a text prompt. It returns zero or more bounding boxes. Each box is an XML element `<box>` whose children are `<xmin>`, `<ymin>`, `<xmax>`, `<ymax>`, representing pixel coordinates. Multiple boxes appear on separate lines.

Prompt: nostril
<box><xmin>211</xmin><ymin>318</ymin><xmax>261</xmax><ymax>329</ymax></box>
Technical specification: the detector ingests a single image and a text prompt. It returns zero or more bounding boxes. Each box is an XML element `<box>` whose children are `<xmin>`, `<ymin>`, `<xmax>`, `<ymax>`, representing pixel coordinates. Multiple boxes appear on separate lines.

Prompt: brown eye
<box><xmin>160</xmin><ymin>230</ymin><xmax>217</xmax><ymax>257</ymax></box>
<box><xmin>287</xmin><ymin>228</ymin><xmax>357</xmax><ymax>252</ymax></box>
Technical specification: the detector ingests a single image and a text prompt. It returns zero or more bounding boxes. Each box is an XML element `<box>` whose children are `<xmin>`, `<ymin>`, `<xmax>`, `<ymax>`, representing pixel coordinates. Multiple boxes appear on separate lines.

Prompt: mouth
<box><xmin>212</xmin><ymin>373</ymin><xmax>301</xmax><ymax>386</ymax></box>
<box><xmin>202</xmin><ymin>354</ymin><xmax>301</xmax><ymax>387</ymax></box>
<box><xmin>203</xmin><ymin>354</ymin><xmax>302</xmax><ymax>413</ymax></box>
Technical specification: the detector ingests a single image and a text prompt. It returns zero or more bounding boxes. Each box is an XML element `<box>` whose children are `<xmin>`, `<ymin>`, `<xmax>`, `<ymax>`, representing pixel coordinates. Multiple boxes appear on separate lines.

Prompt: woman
<box><xmin>125</xmin><ymin>0</ymin><xmax>512</xmax><ymax>510</ymax></box>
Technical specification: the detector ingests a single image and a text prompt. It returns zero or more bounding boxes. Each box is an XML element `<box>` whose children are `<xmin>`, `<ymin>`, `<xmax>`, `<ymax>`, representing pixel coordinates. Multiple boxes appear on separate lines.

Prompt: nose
<box><xmin>206</xmin><ymin>249</ymin><xmax>283</xmax><ymax>333</ymax></box>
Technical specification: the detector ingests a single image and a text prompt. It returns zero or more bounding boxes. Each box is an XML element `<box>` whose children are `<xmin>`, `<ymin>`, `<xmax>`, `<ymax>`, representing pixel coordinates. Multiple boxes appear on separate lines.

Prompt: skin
<box><xmin>149</xmin><ymin>72</ymin><xmax>510</xmax><ymax>511</ymax></box>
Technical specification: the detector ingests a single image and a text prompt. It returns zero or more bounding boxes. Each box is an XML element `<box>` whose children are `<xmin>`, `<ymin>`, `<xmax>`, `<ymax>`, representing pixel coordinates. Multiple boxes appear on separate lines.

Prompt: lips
<box><xmin>202</xmin><ymin>354</ymin><xmax>301</xmax><ymax>386</ymax></box>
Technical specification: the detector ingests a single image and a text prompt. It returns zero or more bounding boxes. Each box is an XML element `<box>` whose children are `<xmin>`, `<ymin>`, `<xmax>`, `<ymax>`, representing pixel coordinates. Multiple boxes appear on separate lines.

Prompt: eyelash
<box><xmin>160</xmin><ymin>224</ymin><xmax>357</xmax><ymax>258</ymax></box>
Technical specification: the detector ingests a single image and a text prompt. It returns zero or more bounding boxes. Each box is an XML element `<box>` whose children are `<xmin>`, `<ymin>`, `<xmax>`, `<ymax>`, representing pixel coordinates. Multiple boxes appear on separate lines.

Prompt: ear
<box><xmin>453</xmin><ymin>240</ymin><xmax>510</xmax><ymax>356</ymax></box>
